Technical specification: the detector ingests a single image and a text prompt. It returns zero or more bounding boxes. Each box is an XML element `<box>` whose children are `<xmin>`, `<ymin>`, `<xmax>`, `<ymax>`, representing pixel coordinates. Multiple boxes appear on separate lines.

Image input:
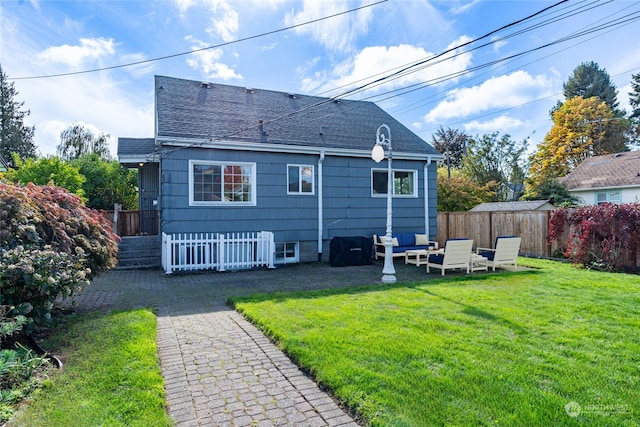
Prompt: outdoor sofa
<box><xmin>373</xmin><ymin>233</ymin><xmax>438</xmax><ymax>260</ymax></box>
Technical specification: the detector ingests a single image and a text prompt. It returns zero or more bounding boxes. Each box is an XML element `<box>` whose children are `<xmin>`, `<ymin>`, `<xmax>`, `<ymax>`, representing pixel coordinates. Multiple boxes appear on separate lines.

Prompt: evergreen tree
<box><xmin>0</xmin><ymin>64</ymin><xmax>36</xmax><ymax>167</ymax></box>
<box><xmin>628</xmin><ymin>72</ymin><xmax>640</xmax><ymax>147</ymax></box>
<box><xmin>563</xmin><ymin>61</ymin><xmax>620</xmax><ymax>113</ymax></box>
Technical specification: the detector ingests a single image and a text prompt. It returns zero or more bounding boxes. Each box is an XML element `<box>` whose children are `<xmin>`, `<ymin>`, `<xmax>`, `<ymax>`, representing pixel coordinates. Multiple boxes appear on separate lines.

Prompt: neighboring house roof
<box><xmin>470</xmin><ymin>200</ymin><xmax>555</xmax><ymax>212</ymax></box>
<box><xmin>150</xmin><ymin>75</ymin><xmax>441</xmax><ymax>159</ymax></box>
<box><xmin>117</xmin><ymin>137</ymin><xmax>157</xmax><ymax>165</ymax></box>
<box><xmin>0</xmin><ymin>155</ymin><xmax>8</xmax><ymax>172</ymax></box>
<box><xmin>559</xmin><ymin>151</ymin><xmax>640</xmax><ymax>191</ymax></box>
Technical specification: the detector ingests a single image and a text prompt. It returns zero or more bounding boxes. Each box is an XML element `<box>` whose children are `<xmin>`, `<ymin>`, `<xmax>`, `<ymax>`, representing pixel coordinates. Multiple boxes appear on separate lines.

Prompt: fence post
<box><xmin>218</xmin><ymin>233</ymin><xmax>226</xmax><ymax>272</ymax></box>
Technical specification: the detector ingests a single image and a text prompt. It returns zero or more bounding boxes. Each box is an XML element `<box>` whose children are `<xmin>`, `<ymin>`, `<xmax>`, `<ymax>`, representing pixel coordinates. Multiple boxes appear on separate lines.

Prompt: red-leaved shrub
<box><xmin>0</xmin><ymin>182</ymin><xmax>119</xmax><ymax>325</ymax></box>
<box><xmin>549</xmin><ymin>203</ymin><xmax>640</xmax><ymax>272</ymax></box>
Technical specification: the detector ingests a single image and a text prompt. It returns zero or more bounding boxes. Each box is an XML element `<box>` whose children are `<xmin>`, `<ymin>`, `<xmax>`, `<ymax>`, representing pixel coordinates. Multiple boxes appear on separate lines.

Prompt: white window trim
<box><xmin>287</xmin><ymin>164</ymin><xmax>315</xmax><ymax>195</ymax></box>
<box><xmin>371</xmin><ymin>168</ymin><xmax>418</xmax><ymax>198</ymax></box>
<box><xmin>189</xmin><ymin>160</ymin><xmax>257</xmax><ymax>206</ymax></box>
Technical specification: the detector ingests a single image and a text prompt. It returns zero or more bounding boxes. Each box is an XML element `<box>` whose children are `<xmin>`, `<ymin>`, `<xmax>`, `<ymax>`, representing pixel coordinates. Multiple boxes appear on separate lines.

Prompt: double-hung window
<box><xmin>288</xmin><ymin>165</ymin><xmax>314</xmax><ymax>195</ymax></box>
<box><xmin>189</xmin><ymin>160</ymin><xmax>256</xmax><ymax>206</ymax></box>
<box><xmin>596</xmin><ymin>191</ymin><xmax>621</xmax><ymax>205</ymax></box>
<box><xmin>372</xmin><ymin>169</ymin><xmax>417</xmax><ymax>197</ymax></box>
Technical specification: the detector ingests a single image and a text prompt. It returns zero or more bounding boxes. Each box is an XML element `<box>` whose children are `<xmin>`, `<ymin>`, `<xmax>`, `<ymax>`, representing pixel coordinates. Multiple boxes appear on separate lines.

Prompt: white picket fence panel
<box><xmin>162</xmin><ymin>231</ymin><xmax>275</xmax><ymax>274</ymax></box>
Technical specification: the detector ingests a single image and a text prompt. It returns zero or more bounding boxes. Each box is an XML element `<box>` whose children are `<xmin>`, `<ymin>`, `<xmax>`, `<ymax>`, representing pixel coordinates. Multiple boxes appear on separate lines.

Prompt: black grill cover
<box><xmin>329</xmin><ymin>236</ymin><xmax>373</xmax><ymax>267</ymax></box>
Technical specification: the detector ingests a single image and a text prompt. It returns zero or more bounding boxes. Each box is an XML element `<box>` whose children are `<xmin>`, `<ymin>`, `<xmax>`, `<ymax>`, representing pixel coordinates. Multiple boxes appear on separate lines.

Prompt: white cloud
<box><xmin>36</xmin><ymin>38</ymin><xmax>116</xmax><ymax>68</ymax></box>
<box><xmin>449</xmin><ymin>0</ymin><xmax>481</xmax><ymax>15</ymax></box>
<box><xmin>185</xmin><ymin>36</ymin><xmax>242</xmax><ymax>80</ymax></box>
<box><xmin>204</xmin><ymin>0</ymin><xmax>238</xmax><ymax>43</ymax></box>
<box><xmin>423</xmin><ymin>70</ymin><xmax>556</xmax><ymax>123</ymax></box>
<box><xmin>490</xmin><ymin>35</ymin><xmax>507</xmax><ymax>53</ymax></box>
<box><xmin>302</xmin><ymin>37</ymin><xmax>473</xmax><ymax>96</ymax></box>
<box><xmin>285</xmin><ymin>0</ymin><xmax>373</xmax><ymax>52</ymax></box>
<box><xmin>463</xmin><ymin>115</ymin><xmax>525</xmax><ymax>133</ymax></box>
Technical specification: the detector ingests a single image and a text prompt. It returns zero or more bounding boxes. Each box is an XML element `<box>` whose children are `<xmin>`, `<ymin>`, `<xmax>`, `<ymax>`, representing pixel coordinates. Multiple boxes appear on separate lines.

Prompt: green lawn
<box><xmin>231</xmin><ymin>259</ymin><xmax>640</xmax><ymax>426</ymax></box>
<box><xmin>8</xmin><ymin>309</ymin><xmax>173</xmax><ymax>427</ymax></box>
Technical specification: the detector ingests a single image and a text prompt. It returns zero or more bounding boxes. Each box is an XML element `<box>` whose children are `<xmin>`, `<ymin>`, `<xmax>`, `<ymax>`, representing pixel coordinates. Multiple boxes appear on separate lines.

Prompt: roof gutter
<box><xmin>156</xmin><ymin>137</ymin><xmax>444</xmax><ymax>161</ymax></box>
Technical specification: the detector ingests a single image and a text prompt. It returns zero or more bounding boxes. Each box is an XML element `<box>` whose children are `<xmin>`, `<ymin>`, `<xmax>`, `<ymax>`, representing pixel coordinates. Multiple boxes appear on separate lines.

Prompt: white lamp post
<box><xmin>372</xmin><ymin>124</ymin><xmax>396</xmax><ymax>283</ymax></box>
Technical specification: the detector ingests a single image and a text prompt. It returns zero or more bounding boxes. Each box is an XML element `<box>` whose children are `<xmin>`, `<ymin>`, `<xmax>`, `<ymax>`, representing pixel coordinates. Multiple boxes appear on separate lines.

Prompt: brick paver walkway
<box><xmin>67</xmin><ymin>262</ymin><xmax>435</xmax><ymax>426</ymax></box>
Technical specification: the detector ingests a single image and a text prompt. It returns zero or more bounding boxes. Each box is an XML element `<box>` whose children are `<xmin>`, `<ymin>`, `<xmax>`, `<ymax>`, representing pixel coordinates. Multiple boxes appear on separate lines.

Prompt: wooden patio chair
<box><xmin>426</xmin><ymin>239</ymin><xmax>474</xmax><ymax>276</ymax></box>
<box><xmin>476</xmin><ymin>236</ymin><xmax>522</xmax><ymax>271</ymax></box>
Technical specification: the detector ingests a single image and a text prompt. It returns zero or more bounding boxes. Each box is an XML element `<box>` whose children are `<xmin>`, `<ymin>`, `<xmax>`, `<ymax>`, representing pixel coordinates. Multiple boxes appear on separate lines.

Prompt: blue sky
<box><xmin>1</xmin><ymin>0</ymin><xmax>639</xmax><ymax>158</ymax></box>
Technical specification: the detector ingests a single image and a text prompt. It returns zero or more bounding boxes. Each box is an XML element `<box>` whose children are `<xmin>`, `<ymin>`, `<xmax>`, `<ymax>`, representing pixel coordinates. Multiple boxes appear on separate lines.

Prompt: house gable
<box><xmin>154</xmin><ymin>75</ymin><xmax>440</xmax><ymax>158</ymax></box>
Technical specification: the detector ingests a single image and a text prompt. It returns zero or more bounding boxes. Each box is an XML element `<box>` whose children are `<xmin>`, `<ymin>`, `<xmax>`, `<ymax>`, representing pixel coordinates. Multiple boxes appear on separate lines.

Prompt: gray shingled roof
<box><xmin>154</xmin><ymin>75</ymin><xmax>440</xmax><ymax>156</ymax></box>
<box><xmin>117</xmin><ymin>137</ymin><xmax>156</xmax><ymax>157</ymax></box>
<box><xmin>470</xmin><ymin>200</ymin><xmax>555</xmax><ymax>212</ymax></box>
<box><xmin>559</xmin><ymin>151</ymin><xmax>640</xmax><ymax>190</ymax></box>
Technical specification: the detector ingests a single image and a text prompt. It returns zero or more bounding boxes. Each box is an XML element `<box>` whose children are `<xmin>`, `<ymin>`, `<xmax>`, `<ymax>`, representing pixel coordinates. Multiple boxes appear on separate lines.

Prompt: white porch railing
<box><xmin>162</xmin><ymin>231</ymin><xmax>275</xmax><ymax>274</ymax></box>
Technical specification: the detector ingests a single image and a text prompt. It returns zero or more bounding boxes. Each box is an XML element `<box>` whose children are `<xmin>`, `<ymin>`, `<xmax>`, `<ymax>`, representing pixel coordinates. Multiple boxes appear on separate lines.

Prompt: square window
<box><xmin>288</xmin><ymin>165</ymin><xmax>314</xmax><ymax>195</ymax></box>
<box><xmin>372</xmin><ymin>169</ymin><xmax>417</xmax><ymax>197</ymax></box>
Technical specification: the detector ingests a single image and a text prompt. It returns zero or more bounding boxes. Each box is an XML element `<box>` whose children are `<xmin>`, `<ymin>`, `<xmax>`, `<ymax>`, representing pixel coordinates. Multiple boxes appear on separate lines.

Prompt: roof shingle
<box><xmin>560</xmin><ymin>151</ymin><xmax>640</xmax><ymax>190</ymax></box>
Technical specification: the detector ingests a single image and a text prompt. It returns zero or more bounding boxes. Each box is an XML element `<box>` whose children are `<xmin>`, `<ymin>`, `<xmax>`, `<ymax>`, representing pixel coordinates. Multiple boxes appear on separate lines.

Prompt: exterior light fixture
<box><xmin>371</xmin><ymin>124</ymin><xmax>396</xmax><ymax>284</ymax></box>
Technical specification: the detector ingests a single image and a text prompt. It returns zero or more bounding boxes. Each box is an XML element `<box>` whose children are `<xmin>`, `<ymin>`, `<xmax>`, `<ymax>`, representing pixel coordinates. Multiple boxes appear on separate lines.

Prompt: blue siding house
<box><xmin>118</xmin><ymin>75</ymin><xmax>442</xmax><ymax>265</ymax></box>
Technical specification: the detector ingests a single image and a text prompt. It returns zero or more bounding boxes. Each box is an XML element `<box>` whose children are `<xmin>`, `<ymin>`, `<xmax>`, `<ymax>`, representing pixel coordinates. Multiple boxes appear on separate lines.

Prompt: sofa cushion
<box><xmin>415</xmin><ymin>234</ymin><xmax>429</xmax><ymax>245</ymax></box>
<box><xmin>395</xmin><ymin>233</ymin><xmax>415</xmax><ymax>247</ymax></box>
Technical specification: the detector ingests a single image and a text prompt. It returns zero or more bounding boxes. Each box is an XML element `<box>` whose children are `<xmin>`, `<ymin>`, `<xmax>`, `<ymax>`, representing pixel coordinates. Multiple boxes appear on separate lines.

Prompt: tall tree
<box><xmin>628</xmin><ymin>72</ymin><xmax>640</xmax><ymax>147</ymax></box>
<box><xmin>528</xmin><ymin>96</ymin><xmax>628</xmax><ymax>190</ymax></box>
<box><xmin>461</xmin><ymin>132</ymin><xmax>528</xmax><ymax>200</ymax></box>
<box><xmin>431</xmin><ymin>126</ymin><xmax>469</xmax><ymax>179</ymax></box>
<box><xmin>563</xmin><ymin>61</ymin><xmax>620</xmax><ymax>113</ymax></box>
<box><xmin>0</xmin><ymin>64</ymin><xmax>36</xmax><ymax>167</ymax></box>
<box><xmin>57</xmin><ymin>122</ymin><xmax>111</xmax><ymax>161</ymax></box>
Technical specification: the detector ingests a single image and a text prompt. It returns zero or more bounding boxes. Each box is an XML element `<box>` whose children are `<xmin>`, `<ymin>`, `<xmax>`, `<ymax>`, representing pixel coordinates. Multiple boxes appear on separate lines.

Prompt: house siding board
<box><xmin>159</xmin><ymin>144</ymin><xmax>431</xmax><ymax>261</ymax></box>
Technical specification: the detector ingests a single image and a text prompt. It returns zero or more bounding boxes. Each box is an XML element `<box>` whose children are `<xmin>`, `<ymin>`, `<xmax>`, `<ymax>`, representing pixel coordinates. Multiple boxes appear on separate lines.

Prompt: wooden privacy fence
<box><xmin>435</xmin><ymin>211</ymin><xmax>560</xmax><ymax>258</ymax></box>
<box><xmin>161</xmin><ymin>231</ymin><xmax>275</xmax><ymax>274</ymax></box>
<box><xmin>105</xmin><ymin>209</ymin><xmax>159</xmax><ymax>236</ymax></box>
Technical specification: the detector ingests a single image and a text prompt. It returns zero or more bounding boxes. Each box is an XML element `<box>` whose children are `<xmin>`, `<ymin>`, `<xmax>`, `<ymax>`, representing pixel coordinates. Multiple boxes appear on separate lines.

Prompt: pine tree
<box><xmin>563</xmin><ymin>61</ymin><xmax>620</xmax><ymax>113</ymax></box>
<box><xmin>0</xmin><ymin>64</ymin><xmax>36</xmax><ymax>167</ymax></box>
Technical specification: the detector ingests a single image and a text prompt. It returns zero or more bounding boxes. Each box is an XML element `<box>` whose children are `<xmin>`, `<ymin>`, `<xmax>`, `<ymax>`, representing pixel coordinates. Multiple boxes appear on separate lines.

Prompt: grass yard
<box><xmin>8</xmin><ymin>309</ymin><xmax>173</xmax><ymax>427</ymax></box>
<box><xmin>231</xmin><ymin>259</ymin><xmax>639</xmax><ymax>426</ymax></box>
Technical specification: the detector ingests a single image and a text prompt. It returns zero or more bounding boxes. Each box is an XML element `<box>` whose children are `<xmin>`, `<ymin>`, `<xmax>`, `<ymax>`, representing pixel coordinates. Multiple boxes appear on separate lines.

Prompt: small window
<box><xmin>189</xmin><ymin>160</ymin><xmax>256</xmax><ymax>206</ymax></box>
<box><xmin>596</xmin><ymin>191</ymin><xmax>621</xmax><ymax>205</ymax></box>
<box><xmin>609</xmin><ymin>191</ymin><xmax>620</xmax><ymax>203</ymax></box>
<box><xmin>275</xmin><ymin>242</ymin><xmax>299</xmax><ymax>264</ymax></box>
<box><xmin>372</xmin><ymin>169</ymin><xmax>417</xmax><ymax>197</ymax></box>
<box><xmin>288</xmin><ymin>165</ymin><xmax>314</xmax><ymax>195</ymax></box>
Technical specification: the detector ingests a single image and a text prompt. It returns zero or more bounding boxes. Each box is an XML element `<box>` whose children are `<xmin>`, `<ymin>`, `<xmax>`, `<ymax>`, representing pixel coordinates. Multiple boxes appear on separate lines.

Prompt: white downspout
<box><xmin>317</xmin><ymin>150</ymin><xmax>325</xmax><ymax>262</ymax></box>
<box><xmin>424</xmin><ymin>157</ymin><xmax>432</xmax><ymax>239</ymax></box>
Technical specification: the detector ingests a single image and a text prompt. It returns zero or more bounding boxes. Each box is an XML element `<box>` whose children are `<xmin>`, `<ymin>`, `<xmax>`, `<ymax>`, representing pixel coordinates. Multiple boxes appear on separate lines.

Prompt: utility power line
<box><xmin>9</xmin><ymin>0</ymin><xmax>387</xmax><ymax>81</ymax></box>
